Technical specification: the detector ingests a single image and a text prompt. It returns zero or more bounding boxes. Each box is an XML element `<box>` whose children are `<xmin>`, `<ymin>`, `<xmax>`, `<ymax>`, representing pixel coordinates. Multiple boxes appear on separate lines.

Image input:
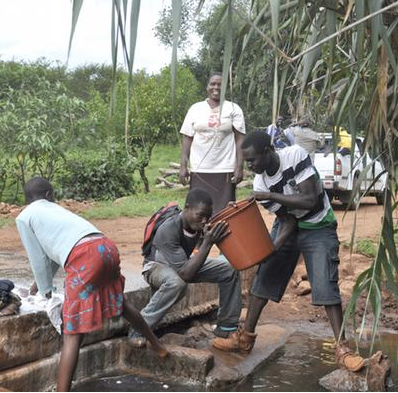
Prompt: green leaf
<box><xmin>171</xmin><ymin>0</ymin><xmax>182</xmax><ymax>125</ymax></box>
<box><xmin>342</xmin><ymin>268</ymin><xmax>372</xmax><ymax>333</ymax></box>
<box><xmin>381</xmin><ymin>194</ymin><xmax>398</xmax><ymax>274</ymax></box>
<box><xmin>368</xmin><ymin>0</ymin><xmax>382</xmax><ymax>67</ymax></box>
<box><xmin>269</xmin><ymin>0</ymin><xmax>280</xmax><ymax>43</ymax></box>
<box><xmin>272</xmin><ymin>59</ymin><xmax>278</xmax><ymax>121</ymax></box>
<box><xmin>220</xmin><ymin>0</ymin><xmax>233</xmax><ymax>113</ymax></box>
<box><xmin>128</xmin><ymin>0</ymin><xmax>140</xmax><ymax>75</ymax></box>
<box><xmin>355</xmin><ymin>0</ymin><xmax>365</xmax><ymax>64</ymax></box>
<box><xmin>300</xmin><ymin>12</ymin><xmax>325</xmax><ymax>94</ymax></box>
<box><xmin>67</xmin><ymin>0</ymin><xmax>84</xmax><ymax>63</ymax></box>
<box><xmin>379</xmin><ymin>245</ymin><xmax>398</xmax><ymax>301</ymax></box>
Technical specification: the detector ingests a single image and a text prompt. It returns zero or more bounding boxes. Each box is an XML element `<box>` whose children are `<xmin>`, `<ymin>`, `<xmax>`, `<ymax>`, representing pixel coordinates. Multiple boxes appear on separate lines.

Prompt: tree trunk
<box><xmin>139</xmin><ymin>167</ymin><xmax>150</xmax><ymax>193</ymax></box>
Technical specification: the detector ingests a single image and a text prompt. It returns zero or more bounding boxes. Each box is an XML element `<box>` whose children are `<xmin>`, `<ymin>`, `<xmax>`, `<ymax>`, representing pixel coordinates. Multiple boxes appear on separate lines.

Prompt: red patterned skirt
<box><xmin>63</xmin><ymin>236</ymin><xmax>125</xmax><ymax>334</ymax></box>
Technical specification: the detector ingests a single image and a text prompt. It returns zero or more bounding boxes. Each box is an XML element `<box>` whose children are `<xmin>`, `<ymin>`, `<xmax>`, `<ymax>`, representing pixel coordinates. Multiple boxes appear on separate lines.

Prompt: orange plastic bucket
<box><xmin>209</xmin><ymin>199</ymin><xmax>274</xmax><ymax>271</ymax></box>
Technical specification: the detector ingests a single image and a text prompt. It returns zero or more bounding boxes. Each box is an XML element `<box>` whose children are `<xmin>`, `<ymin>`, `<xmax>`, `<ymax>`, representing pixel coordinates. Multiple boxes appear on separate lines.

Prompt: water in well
<box><xmin>74</xmin><ymin>332</ymin><xmax>398</xmax><ymax>392</ymax></box>
<box><xmin>74</xmin><ymin>374</ymin><xmax>200</xmax><ymax>392</ymax></box>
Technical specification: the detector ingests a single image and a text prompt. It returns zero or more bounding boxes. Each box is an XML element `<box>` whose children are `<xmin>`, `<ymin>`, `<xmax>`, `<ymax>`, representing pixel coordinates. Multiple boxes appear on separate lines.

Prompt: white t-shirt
<box><xmin>180</xmin><ymin>100</ymin><xmax>246</xmax><ymax>173</ymax></box>
<box><xmin>253</xmin><ymin>145</ymin><xmax>335</xmax><ymax>229</ymax></box>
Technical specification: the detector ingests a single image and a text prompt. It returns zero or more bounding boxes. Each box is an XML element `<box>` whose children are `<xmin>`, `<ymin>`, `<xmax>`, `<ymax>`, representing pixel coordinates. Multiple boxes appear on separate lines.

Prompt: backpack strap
<box><xmin>177</xmin><ymin>214</ymin><xmax>190</xmax><ymax>258</ymax></box>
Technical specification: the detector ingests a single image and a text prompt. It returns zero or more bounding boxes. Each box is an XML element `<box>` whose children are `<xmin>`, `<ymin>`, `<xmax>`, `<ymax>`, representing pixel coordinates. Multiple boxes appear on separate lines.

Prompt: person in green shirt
<box><xmin>213</xmin><ymin>131</ymin><xmax>365</xmax><ymax>374</ymax></box>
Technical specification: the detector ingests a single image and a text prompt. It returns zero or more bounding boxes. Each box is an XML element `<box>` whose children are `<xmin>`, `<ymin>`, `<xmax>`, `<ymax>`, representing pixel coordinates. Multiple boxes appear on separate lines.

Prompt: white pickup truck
<box><xmin>313</xmin><ymin>133</ymin><xmax>386</xmax><ymax>209</ymax></box>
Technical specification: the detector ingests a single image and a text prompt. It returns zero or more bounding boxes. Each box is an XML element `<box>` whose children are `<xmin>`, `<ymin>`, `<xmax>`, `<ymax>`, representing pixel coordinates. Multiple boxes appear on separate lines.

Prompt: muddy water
<box><xmin>248</xmin><ymin>333</ymin><xmax>398</xmax><ymax>392</ymax></box>
<box><xmin>74</xmin><ymin>374</ymin><xmax>200</xmax><ymax>392</ymax></box>
<box><xmin>74</xmin><ymin>333</ymin><xmax>397</xmax><ymax>392</ymax></box>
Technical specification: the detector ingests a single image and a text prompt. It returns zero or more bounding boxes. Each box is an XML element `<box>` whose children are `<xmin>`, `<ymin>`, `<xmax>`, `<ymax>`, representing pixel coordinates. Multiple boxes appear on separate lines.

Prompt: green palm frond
<box><xmin>220</xmin><ymin>0</ymin><xmax>233</xmax><ymax>111</ymax></box>
<box><xmin>67</xmin><ymin>0</ymin><xmax>84</xmax><ymax>65</ymax></box>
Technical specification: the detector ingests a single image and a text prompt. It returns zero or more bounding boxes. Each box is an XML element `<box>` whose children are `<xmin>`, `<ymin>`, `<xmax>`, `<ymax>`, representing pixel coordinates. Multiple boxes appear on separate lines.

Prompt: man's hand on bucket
<box><xmin>251</xmin><ymin>191</ymin><xmax>271</xmax><ymax>202</ymax></box>
<box><xmin>204</xmin><ymin>221</ymin><xmax>230</xmax><ymax>244</ymax></box>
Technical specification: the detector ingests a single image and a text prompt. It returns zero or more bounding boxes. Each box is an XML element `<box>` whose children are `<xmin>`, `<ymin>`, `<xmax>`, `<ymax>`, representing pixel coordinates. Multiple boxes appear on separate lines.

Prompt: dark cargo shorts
<box><xmin>251</xmin><ymin>219</ymin><xmax>342</xmax><ymax>306</ymax></box>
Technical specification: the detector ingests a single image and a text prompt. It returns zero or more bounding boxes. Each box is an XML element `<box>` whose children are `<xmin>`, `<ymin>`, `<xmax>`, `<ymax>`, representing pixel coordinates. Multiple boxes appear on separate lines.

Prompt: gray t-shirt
<box><xmin>293</xmin><ymin>126</ymin><xmax>322</xmax><ymax>162</ymax></box>
<box><xmin>145</xmin><ymin>213</ymin><xmax>201</xmax><ymax>271</ymax></box>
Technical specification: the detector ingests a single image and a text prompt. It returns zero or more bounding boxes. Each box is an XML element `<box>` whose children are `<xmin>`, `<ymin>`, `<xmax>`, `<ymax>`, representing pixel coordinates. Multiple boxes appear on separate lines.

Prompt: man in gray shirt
<box><xmin>285</xmin><ymin>117</ymin><xmax>323</xmax><ymax>163</ymax></box>
<box><xmin>130</xmin><ymin>188</ymin><xmax>242</xmax><ymax>347</ymax></box>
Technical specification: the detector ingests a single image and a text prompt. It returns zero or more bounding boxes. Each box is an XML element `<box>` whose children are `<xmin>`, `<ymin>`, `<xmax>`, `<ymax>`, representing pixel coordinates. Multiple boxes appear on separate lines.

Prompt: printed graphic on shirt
<box><xmin>208</xmin><ymin>112</ymin><xmax>221</xmax><ymax>127</ymax></box>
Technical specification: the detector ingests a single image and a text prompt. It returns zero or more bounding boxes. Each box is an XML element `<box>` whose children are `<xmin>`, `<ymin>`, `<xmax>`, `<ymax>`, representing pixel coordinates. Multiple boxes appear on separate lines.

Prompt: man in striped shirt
<box><xmin>213</xmin><ymin>130</ymin><xmax>365</xmax><ymax>373</ymax></box>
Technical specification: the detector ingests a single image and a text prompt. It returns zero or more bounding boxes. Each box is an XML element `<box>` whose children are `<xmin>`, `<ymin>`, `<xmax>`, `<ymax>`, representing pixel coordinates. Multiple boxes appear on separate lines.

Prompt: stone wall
<box><xmin>0</xmin><ymin>267</ymin><xmax>255</xmax><ymax>389</ymax></box>
<box><xmin>0</xmin><ymin>324</ymin><xmax>289</xmax><ymax>392</ymax></box>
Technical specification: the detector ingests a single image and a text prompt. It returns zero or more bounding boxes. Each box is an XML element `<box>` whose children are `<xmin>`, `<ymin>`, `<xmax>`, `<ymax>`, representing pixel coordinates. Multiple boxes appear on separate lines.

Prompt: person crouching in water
<box><xmin>16</xmin><ymin>177</ymin><xmax>167</xmax><ymax>392</ymax></box>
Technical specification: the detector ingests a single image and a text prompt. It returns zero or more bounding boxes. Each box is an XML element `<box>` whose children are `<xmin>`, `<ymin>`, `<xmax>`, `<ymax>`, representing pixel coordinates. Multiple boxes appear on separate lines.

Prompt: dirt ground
<box><xmin>1</xmin><ymin>196</ymin><xmax>397</xmax><ymax>332</ymax></box>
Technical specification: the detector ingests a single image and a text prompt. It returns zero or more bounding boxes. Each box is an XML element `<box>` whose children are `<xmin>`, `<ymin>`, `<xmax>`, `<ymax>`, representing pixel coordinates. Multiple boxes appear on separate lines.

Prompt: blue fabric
<box><xmin>266</xmin><ymin>124</ymin><xmax>291</xmax><ymax>149</ymax></box>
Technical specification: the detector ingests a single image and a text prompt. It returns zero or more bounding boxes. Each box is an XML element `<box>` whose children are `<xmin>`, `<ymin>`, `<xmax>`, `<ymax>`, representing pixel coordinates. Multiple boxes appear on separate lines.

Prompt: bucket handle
<box><xmin>210</xmin><ymin>199</ymin><xmax>253</xmax><ymax>224</ymax></box>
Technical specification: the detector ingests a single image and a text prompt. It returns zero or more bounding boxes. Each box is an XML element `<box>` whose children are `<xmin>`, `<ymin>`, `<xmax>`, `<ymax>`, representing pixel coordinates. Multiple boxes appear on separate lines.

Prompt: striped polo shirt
<box><xmin>253</xmin><ymin>145</ymin><xmax>336</xmax><ymax>229</ymax></box>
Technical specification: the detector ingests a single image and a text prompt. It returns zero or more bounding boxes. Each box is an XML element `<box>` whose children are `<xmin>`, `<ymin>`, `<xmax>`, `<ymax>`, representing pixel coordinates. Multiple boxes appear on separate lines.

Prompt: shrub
<box><xmin>57</xmin><ymin>146</ymin><xmax>137</xmax><ymax>201</ymax></box>
<box><xmin>355</xmin><ymin>238</ymin><xmax>377</xmax><ymax>258</ymax></box>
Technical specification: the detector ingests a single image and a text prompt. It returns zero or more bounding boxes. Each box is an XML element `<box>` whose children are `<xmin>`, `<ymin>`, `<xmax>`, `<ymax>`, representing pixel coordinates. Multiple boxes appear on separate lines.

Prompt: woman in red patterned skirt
<box><xmin>16</xmin><ymin>177</ymin><xmax>167</xmax><ymax>391</ymax></box>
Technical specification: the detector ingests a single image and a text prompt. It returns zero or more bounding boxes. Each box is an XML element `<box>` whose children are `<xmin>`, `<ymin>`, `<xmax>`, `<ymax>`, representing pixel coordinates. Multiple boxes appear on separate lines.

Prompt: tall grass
<box><xmin>83</xmin><ymin>143</ymin><xmax>182</xmax><ymax>219</ymax></box>
<box><xmin>144</xmin><ymin>143</ymin><xmax>181</xmax><ymax>188</ymax></box>
<box><xmin>82</xmin><ymin>189</ymin><xmax>187</xmax><ymax>220</ymax></box>
<box><xmin>0</xmin><ymin>218</ymin><xmax>13</xmax><ymax>229</ymax></box>
<box><xmin>82</xmin><ymin>143</ymin><xmax>251</xmax><ymax>219</ymax></box>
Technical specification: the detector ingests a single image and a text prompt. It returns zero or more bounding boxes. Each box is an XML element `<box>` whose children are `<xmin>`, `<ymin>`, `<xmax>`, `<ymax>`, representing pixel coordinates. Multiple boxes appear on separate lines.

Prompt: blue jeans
<box><xmin>141</xmin><ymin>255</ymin><xmax>242</xmax><ymax>329</ymax></box>
<box><xmin>251</xmin><ymin>219</ymin><xmax>341</xmax><ymax>306</ymax></box>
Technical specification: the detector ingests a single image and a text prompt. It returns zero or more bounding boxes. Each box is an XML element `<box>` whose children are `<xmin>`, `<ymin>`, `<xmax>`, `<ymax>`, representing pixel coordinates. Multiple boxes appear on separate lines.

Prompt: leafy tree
<box><xmin>0</xmin><ymin>59</ymin><xmax>66</xmax><ymax>95</ymax></box>
<box><xmin>0</xmin><ymin>62</ymin><xmax>97</xmax><ymax>195</ymax></box>
<box><xmin>57</xmin><ymin>144</ymin><xmax>137</xmax><ymax>201</ymax></box>
<box><xmin>65</xmin><ymin>64</ymin><xmax>123</xmax><ymax>101</ymax></box>
<box><xmin>112</xmin><ymin>65</ymin><xmax>201</xmax><ymax>192</ymax></box>
<box><xmin>154</xmin><ymin>1</ymin><xmax>196</xmax><ymax>50</ymax></box>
